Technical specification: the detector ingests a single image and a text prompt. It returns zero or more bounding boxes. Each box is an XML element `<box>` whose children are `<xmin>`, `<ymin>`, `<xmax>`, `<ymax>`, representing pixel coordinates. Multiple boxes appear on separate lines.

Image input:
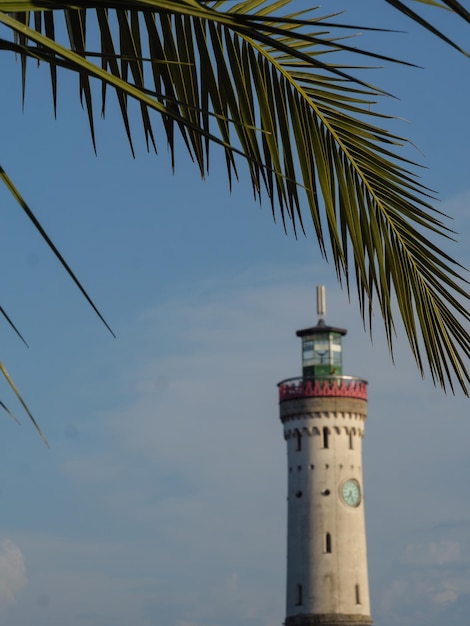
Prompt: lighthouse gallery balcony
<box><xmin>278</xmin><ymin>375</ymin><xmax>368</xmax><ymax>402</ymax></box>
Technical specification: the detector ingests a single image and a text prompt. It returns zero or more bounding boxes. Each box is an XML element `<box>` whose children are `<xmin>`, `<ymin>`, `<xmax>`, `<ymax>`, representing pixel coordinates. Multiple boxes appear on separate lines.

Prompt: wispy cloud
<box><xmin>374</xmin><ymin>521</ymin><xmax>470</xmax><ymax>626</ymax></box>
<box><xmin>0</xmin><ymin>539</ymin><xmax>27</xmax><ymax>609</ymax></box>
<box><xmin>29</xmin><ymin>264</ymin><xmax>470</xmax><ymax>626</ymax></box>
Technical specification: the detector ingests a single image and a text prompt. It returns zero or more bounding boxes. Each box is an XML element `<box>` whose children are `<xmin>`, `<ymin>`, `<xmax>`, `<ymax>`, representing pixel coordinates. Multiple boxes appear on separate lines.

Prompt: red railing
<box><xmin>278</xmin><ymin>376</ymin><xmax>368</xmax><ymax>402</ymax></box>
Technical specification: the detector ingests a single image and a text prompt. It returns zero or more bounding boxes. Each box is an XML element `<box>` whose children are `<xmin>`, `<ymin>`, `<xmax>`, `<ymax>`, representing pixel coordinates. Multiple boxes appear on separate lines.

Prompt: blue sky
<box><xmin>0</xmin><ymin>2</ymin><xmax>469</xmax><ymax>625</ymax></box>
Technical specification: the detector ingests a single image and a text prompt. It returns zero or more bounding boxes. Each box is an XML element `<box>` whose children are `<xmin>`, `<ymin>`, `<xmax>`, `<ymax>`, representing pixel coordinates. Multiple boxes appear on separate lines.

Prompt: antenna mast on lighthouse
<box><xmin>316</xmin><ymin>285</ymin><xmax>326</xmax><ymax>321</ymax></box>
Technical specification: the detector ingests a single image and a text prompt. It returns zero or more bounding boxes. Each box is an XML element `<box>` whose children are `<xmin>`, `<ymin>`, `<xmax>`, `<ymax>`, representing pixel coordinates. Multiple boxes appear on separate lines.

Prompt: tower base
<box><xmin>285</xmin><ymin>614</ymin><xmax>373</xmax><ymax>626</ymax></box>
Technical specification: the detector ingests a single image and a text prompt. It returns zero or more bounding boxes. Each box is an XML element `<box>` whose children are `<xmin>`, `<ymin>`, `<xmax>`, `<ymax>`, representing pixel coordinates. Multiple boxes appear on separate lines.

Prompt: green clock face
<box><xmin>341</xmin><ymin>479</ymin><xmax>361</xmax><ymax>507</ymax></box>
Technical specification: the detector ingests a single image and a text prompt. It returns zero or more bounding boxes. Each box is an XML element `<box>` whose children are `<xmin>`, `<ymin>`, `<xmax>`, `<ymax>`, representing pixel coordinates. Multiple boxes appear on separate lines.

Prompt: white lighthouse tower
<box><xmin>278</xmin><ymin>287</ymin><xmax>372</xmax><ymax>626</ymax></box>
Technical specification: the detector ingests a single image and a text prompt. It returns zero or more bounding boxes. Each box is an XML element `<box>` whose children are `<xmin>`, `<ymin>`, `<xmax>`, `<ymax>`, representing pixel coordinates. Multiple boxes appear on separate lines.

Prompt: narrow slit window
<box><xmin>325</xmin><ymin>532</ymin><xmax>332</xmax><ymax>553</ymax></box>
<box><xmin>349</xmin><ymin>432</ymin><xmax>354</xmax><ymax>450</ymax></box>
<box><xmin>296</xmin><ymin>430</ymin><xmax>302</xmax><ymax>452</ymax></box>
<box><xmin>323</xmin><ymin>427</ymin><xmax>329</xmax><ymax>449</ymax></box>
<box><xmin>296</xmin><ymin>584</ymin><xmax>303</xmax><ymax>606</ymax></box>
<box><xmin>355</xmin><ymin>584</ymin><xmax>361</xmax><ymax>605</ymax></box>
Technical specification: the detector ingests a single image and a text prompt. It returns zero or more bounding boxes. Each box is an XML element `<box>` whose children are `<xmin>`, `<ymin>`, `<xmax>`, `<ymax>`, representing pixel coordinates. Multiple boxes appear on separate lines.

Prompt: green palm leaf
<box><xmin>0</xmin><ymin>361</ymin><xmax>49</xmax><ymax>445</ymax></box>
<box><xmin>0</xmin><ymin>0</ymin><xmax>468</xmax><ymax>439</ymax></box>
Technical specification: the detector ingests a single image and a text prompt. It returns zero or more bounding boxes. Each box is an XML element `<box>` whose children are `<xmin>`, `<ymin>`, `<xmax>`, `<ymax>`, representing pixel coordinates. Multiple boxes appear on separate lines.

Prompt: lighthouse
<box><xmin>278</xmin><ymin>287</ymin><xmax>372</xmax><ymax>626</ymax></box>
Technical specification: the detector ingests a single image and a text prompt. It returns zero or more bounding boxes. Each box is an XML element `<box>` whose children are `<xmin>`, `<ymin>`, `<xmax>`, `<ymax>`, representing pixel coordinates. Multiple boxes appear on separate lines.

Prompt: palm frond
<box><xmin>386</xmin><ymin>0</ymin><xmax>469</xmax><ymax>55</ymax></box>
<box><xmin>0</xmin><ymin>165</ymin><xmax>115</xmax><ymax>337</ymax></box>
<box><xmin>0</xmin><ymin>398</ymin><xmax>21</xmax><ymax>425</ymax></box>
<box><xmin>0</xmin><ymin>362</ymin><xmax>49</xmax><ymax>445</ymax></box>
<box><xmin>0</xmin><ymin>306</ymin><xmax>29</xmax><ymax>347</ymax></box>
<box><xmin>0</xmin><ymin>0</ymin><xmax>468</xmax><ymax>402</ymax></box>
